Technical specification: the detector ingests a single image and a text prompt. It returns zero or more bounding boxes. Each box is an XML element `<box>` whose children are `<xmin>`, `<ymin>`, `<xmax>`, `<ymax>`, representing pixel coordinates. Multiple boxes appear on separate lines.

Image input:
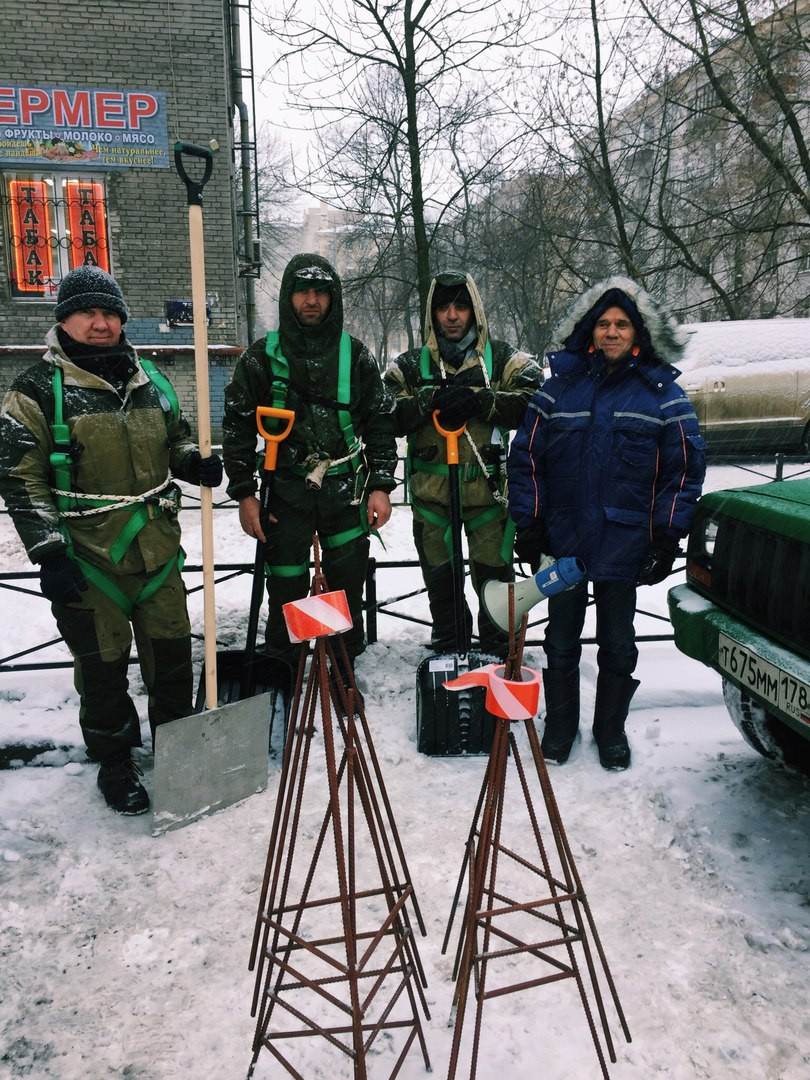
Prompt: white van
<box><xmin>677</xmin><ymin>319</ymin><xmax>810</xmax><ymax>455</ymax></box>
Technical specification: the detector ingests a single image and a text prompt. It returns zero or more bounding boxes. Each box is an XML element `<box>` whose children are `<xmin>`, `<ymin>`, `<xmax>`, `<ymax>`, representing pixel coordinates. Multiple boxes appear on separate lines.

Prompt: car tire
<box><xmin>801</xmin><ymin>420</ymin><xmax>810</xmax><ymax>458</ymax></box>
<box><xmin>722</xmin><ymin>678</ymin><xmax>810</xmax><ymax>774</ymax></box>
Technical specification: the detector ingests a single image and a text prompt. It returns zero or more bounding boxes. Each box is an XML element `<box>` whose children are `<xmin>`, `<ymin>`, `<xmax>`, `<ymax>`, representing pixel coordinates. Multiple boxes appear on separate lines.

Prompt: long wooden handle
<box><xmin>188</xmin><ymin>201</ymin><xmax>217</xmax><ymax>710</ymax></box>
<box><xmin>175</xmin><ymin>142</ymin><xmax>216</xmax><ymax>709</ymax></box>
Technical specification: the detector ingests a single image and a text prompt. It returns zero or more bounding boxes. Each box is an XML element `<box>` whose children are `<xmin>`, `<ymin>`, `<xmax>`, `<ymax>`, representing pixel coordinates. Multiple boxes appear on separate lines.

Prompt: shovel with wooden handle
<box><xmin>152</xmin><ymin>141</ymin><xmax>274</xmax><ymax>834</ymax></box>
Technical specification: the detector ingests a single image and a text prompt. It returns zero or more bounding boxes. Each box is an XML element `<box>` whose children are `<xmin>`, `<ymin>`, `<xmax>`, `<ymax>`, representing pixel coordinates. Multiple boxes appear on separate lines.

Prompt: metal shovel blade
<box><xmin>416</xmin><ymin>650</ymin><xmax>495</xmax><ymax>756</ymax></box>
<box><xmin>152</xmin><ymin>692</ymin><xmax>273</xmax><ymax>835</ymax></box>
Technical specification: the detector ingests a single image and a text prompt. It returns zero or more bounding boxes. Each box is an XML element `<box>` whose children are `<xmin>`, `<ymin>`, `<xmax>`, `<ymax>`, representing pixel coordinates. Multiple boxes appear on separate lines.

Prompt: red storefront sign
<box><xmin>8</xmin><ymin>179</ymin><xmax>54</xmax><ymax>294</ymax></box>
<box><xmin>65</xmin><ymin>179</ymin><xmax>110</xmax><ymax>271</ymax></box>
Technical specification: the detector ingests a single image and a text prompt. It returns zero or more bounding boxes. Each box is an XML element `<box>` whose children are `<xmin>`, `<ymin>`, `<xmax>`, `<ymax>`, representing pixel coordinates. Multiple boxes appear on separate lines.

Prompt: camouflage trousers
<box><xmin>52</xmin><ymin>562</ymin><xmax>192</xmax><ymax>760</ymax></box>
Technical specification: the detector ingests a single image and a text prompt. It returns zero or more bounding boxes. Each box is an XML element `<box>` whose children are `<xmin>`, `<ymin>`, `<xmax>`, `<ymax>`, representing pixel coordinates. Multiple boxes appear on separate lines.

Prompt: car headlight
<box><xmin>702</xmin><ymin>517</ymin><xmax>719</xmax><ymax>557</ymax></box>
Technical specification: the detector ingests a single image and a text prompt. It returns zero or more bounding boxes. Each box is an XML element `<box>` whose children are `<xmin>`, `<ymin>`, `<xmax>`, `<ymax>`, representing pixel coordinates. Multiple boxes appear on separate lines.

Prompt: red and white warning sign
<box><xmin>444</xmin><ymin>663</ymin><xmax>541</xmax><ymax>721</ymax></box>
<box><xmin>283</xmin><ymin>590</ymin><xmax>352</xmax><ymax>642</ymax></box>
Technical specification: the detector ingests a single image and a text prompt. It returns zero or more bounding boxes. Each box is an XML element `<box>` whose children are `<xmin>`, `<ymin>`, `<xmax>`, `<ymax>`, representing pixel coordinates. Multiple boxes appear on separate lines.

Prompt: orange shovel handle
<box><xmin>432</xmin><ymin>409</ymin><xmax>466</xmax><ymax>465</ymax></box>
<box><xmin>256</xmin><ymin>406</ymin><xmax>295</xmax><ymax>471</ymax></box>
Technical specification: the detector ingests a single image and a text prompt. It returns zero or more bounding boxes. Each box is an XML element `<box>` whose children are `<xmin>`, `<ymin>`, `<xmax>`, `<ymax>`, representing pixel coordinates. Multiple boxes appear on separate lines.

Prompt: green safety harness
<box><xmin>49</xmin><ymin>360</ymin><xmax>185</xmax><ymax>614</ymax></box>
<box><xmin>408</xmin><ymin>342</ymin><xmax>515</xmax><ymax>564</ymax></box>
<box><xmin>263</xmin><ymin>330</ymin><xmax>373</xmax><ymax>579</ymax></box>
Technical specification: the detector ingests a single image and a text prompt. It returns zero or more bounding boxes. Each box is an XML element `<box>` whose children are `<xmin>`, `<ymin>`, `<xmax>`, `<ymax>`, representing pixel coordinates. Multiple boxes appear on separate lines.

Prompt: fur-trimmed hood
<box><xmin>551</xmin><ymin>276</ymin><xmax>687</xmax><ymax>367</ymax></box>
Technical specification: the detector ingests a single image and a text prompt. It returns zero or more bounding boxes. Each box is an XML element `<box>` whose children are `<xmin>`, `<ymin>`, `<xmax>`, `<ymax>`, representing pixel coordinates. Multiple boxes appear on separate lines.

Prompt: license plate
<box><xmin>718</xmin><ymin>633</ymin><xmax>810</xmax><ymax>725</ymax></box>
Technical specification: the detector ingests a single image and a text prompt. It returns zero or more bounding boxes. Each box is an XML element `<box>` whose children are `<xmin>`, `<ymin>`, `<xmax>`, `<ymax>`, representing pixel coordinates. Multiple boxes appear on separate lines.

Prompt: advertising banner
<box><xmin>0</xmin><ymin>83</ymin><xmax>169</xmax><ymax>169</ymax></box>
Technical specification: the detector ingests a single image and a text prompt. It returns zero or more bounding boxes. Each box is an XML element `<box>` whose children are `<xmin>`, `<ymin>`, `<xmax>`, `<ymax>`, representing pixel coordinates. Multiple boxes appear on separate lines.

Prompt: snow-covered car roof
<box><xmin>679</xmin><ymin>318</ymin><xmax>810</xmax><ymax>372</ymax></box>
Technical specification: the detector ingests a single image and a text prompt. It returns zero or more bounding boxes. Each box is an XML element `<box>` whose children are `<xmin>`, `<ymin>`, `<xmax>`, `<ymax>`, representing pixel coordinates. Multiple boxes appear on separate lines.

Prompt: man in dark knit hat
<box><xmin>222</xmin><ymin>253</ymin><xmax>396</xmax><ymax>700</ymax></box>
<box><xmin>0</xmin><ymin>267</ymin><xmax>223</xmax><ymax>815</ymax></box>
<box><xmin>385</xmin><ymin>270</ymin><xmax>542</xmax><ymax>658</ymax></box>
<box><xmin>508</xmin><ymin>277</ymin><xmax>706</xmax><ymax>771</ymax></box>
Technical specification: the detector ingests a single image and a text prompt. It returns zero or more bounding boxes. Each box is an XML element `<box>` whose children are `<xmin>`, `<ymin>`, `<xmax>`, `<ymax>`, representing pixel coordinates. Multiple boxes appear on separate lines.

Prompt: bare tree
<box><xmin>252</xmin><ymin>125</ymin><xmax>304</xmax><ymax>332</ymax></box>
<box><xmin>639</xmin><ymin>0</ymin><xmax>810</xmax><ymax>221</ymax></box>
<box><xmin>525</xmin><ymin>0</ymin><xmax>810</xmax><ymax>320</ymax></box>
<box><xmin>255</xmin><ymin>0</ymin><xmax>543</xmax><ymax>330</ymax></box>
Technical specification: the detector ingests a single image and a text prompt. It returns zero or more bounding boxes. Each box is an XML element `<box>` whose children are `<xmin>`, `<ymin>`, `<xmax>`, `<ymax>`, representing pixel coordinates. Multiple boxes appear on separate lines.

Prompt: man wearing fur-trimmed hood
<box><xmin>508</xmin><ymin>276</ymin><xmax>706</xmax><ymax>770</ymax></box>
<box><xmin>222</xmin><ymin>253</ymin><xmax>396</xmax><ymax>683</ymax></box>
<box><xmin>385</xmin><ymin>270</ymin><xmax>542</xmax><ymax>657</ymax></box>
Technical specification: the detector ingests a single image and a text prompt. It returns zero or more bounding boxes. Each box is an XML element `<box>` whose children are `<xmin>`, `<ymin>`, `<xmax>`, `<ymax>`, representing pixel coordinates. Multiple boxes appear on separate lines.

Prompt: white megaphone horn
<box><xmin>481</xmin><ymin>555</ymin><xmax>587</xmax><ymax>633</ymax></box>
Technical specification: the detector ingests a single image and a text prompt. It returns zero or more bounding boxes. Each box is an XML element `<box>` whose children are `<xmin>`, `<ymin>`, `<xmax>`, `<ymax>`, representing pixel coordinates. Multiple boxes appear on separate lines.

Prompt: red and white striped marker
<box><xmin>283</xmin><ymin>590</ymin><xmax>352</xmax><ymax>642</ymax></box>
<box><xmin>444</xmin><ymin>663</ymin><xmax>541</xmax><ymax>721</ymax></box>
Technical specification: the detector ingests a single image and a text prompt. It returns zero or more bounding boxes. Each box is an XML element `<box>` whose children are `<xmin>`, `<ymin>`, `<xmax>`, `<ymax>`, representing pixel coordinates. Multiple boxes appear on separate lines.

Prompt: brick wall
<box><xmin>0</xmin><ymin>0</ymin><xmax>248</xmax><ymax>437</ymax></box>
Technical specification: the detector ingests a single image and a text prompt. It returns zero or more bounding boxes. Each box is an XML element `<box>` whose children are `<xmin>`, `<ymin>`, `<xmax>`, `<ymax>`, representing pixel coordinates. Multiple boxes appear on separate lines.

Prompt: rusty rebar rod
<box><xmin>246</xmin><ymin>554</ymin><xmax>431</xmax><ymax>1078</ymax></box>
<box><xmin>444</xmin><ymin>696</ymin><xmax>631</xmax><ymax>1079</ymax></box>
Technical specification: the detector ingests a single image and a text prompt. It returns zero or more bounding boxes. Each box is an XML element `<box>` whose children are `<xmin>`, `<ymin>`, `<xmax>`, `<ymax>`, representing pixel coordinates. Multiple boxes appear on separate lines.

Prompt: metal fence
<box><xmin>1</xmin><ymin>453</ymin><xmax>808</xmax><ymax>676</ymax></box>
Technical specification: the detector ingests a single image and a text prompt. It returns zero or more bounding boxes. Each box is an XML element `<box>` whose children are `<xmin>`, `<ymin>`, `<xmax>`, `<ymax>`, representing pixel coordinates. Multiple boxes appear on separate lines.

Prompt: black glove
<box><xmin>187</xmin><ymin>451</ymin><xmax>224</xmax><ymax>488</ymax></box>
<box><xmin>636</xmin><ymin>533</ymin><xmax>680</xmax><ymax>586</ymax></box>
<box><xmin>40</xmin><ymin>552</ymin><xmax>88</xmax><ymax>604</ymax></box>
<box><xmin>514</xmin><ymin>522</ymin><xmax>550</xmax><ymax>573</ymax></box>
<box><xmin>432</xmin><ymin>384</ymin><xmax>488</xmax><ymax>429</ymax></box>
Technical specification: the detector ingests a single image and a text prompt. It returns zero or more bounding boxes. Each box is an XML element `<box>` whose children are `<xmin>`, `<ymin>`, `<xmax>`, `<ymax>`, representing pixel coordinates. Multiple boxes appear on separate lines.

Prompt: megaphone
<box><xmin>481</xmin><ymin>556</ymin><xmax>587</xmax><ymax>633</ymax></box>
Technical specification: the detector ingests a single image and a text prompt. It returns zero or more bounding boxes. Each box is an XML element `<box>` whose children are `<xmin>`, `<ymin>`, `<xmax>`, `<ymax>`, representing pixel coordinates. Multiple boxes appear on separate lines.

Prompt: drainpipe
<box><xmin>229</xmin><ymin>0</ymin><xmax>257</xmax><ymax>343</ymax></box>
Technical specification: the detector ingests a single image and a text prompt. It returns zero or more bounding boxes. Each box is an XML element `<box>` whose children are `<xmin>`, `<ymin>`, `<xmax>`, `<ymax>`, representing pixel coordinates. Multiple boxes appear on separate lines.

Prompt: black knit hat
<box><xmin>55</xmin><ymin>267</ymin><xmax>129</xmax><ymax>324</ymax></box>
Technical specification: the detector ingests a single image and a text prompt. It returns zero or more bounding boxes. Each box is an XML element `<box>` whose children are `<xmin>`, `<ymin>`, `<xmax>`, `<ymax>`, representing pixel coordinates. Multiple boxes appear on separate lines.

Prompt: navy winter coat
<box><xmin>508</xmin><ymin>347</ymin><xmax>706</xmax><ymax>581</ymax></box>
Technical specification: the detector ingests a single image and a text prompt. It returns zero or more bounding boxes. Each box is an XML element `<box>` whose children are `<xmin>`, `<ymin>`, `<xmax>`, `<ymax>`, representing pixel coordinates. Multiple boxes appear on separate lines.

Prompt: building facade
<box><xmin>0</xmin><ymin>0</ymin><xmax>260</xmax><ymax>437</ymax></box>
<box><xmin>603</xmin><ymin>0</ymin><xmax>810</xmax><ymax>322</ymax></box>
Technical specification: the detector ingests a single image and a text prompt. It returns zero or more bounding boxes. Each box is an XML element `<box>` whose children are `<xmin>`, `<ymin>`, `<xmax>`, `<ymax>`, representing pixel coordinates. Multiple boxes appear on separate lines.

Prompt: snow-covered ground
<box><xmin>1</xmin><ymin>461</ymin><xmax>809</xmax><ymax>1080</ymax></box>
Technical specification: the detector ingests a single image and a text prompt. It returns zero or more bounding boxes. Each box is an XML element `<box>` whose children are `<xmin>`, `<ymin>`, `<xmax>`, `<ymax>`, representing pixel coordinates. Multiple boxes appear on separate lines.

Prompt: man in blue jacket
<box><xmin>508</xmin><ymin>277</ymin><xmax>706</xmax><ymax>770</ymax></box>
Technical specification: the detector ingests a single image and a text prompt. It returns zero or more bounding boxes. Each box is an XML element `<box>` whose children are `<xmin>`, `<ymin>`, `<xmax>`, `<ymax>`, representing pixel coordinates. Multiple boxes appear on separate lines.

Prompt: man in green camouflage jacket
<box><xmin>222</xmin><ymin>253</ymin><xmax>396</xmax><ymax>672</ymax></box>
<box><xmin>0</xmin><ymin>267</ymin><xmax>222</xmax><ymax>815</ymax></box>
<box><xmin>384</xmin><ymin>270</ymin><xmax>542</xmax><ymax>658</ymax></box>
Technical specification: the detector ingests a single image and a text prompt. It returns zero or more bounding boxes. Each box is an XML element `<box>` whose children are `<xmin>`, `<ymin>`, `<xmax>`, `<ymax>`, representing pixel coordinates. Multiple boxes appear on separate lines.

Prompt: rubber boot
<box><xmin>592</xmin><ymin>672</ymin><xmax>640</xmax><ymax>771</ymax></box>
<box><xmin>540</xmin><ymin>667</ymin><xmax>580</xmax><ymax>764</ymax></box>
<box><xmin>424</xmin><ymin>563</ymin><xmax>472</xmax><ymax>653</ymax></box>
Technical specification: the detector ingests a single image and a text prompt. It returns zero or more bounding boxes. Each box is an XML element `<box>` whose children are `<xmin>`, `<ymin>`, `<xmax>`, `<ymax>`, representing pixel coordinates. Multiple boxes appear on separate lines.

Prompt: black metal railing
<box><xmin>4</xmin><ymin>453</ymin><xmax>806</xmax><ymax>676</ymax></box>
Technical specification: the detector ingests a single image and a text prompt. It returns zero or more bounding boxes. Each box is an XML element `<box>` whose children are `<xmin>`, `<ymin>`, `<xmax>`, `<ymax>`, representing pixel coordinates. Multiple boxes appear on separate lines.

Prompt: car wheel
<box><xmin>801</xmin><ymin>420</ymin><xmax>810</xmax><ymax>457</ymax></box>
<box><xmin>722</xmin><ymin>678</ymin><xmax>810</xmax><ymax>774</ymax></box>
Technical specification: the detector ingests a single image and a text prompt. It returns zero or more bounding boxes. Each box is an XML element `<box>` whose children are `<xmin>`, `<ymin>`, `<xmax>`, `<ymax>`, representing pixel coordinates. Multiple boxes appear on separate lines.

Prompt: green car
<box><xmin>668</xmin><ymin>477</ymin><xmax>810</xmax><ymax>772</ymax></box>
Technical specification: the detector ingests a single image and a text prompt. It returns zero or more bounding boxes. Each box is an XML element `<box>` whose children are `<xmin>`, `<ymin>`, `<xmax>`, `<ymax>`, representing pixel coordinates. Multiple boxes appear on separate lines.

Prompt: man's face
<box><xmin>592</xmin><ymin>306</ymin><xmax>637</xmax><ymax>367</ymax></box>
<box><xmin>60</xmin><ymin>308</ymin><xmax>122</xmax><ymax>346</ymax></box>
<box><xmin>434</xmin><ymin>297</ymin><xmax>474</xmax><ymax>342</ymax></box>
<box><xmin>291</xmin><ymin>286</ymin><xmax>332</xmax><ymax>326</ymax></box>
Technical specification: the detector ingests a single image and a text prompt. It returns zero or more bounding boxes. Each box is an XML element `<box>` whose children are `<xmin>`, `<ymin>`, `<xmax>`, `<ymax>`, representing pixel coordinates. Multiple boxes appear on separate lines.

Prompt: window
<box><xmin>2</xmin><ymin>172</ymin><xmax>110</xmax><ymax>299</ymax></box>
<box><xmin>694</xmin><ymin>83</ymin><xmax>715</xmax><ymax>114</ymax></box>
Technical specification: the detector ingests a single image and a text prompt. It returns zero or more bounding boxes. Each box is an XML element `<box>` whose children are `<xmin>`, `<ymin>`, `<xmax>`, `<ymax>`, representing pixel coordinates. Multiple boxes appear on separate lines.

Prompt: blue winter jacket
<box><xmin>507</xmin><ymin>347</ymin><xmax>706</xmax><ymax>581</ymax></box>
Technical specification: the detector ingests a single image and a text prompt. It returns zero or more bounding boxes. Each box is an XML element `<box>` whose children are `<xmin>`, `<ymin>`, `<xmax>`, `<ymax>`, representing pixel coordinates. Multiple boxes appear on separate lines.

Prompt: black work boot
<box><xmin>592</xmin><ymin>672</ymin><xmax>640</xmax><ymax>771</ymax></box>
<box><xmin>97</xmin><ymin>754</ymin><xmax>149</xmax><ymax>815</ymax></box>
<box><xmin>540</xmin><ymin>667</ymin><xmax>580</xmax><ymax>764</ymax></box>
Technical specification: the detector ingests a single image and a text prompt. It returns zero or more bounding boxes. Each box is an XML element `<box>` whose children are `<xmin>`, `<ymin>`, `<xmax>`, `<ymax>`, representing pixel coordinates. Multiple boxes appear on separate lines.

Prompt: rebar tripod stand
<box><xmin>247</xmin><ymin>560</ymin><xmax>431</xmax><ymax>1079</ymax></box>
<box><xmin>442</xmin><ymin>609</ymin><xmax>631</xmax><ymax>1080</ymax></box>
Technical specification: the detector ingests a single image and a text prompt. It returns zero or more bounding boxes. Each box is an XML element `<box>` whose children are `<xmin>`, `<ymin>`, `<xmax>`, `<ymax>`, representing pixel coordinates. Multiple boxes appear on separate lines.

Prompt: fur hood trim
<box><xmin>551</xmin><ymin>276</ymin><xmax>687</xmax><ymax>366</ymax></box>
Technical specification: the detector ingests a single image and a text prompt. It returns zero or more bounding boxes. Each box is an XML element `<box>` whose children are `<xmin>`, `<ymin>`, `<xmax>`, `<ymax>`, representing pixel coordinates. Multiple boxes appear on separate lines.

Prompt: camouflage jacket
<box><xmin>0</xmin><ymin>327</ymin><xmax>199</xmax><ymax>574</ymax></box>
<box><xmin>222</xmin><ymin>253</ymin><xmax>396</xmax><ymax>508</ymax></box>
<box><xmin>384</xmin><ymin>273</ymin><xmax>542</xmax><ymax>509</ymax></box>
